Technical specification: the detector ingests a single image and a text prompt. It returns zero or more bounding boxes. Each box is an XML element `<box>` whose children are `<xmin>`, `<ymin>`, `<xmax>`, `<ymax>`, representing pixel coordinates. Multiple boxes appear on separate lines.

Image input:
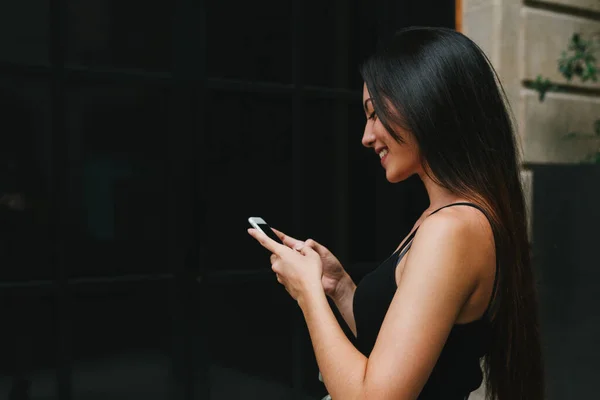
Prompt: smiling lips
<box><xmin>376</xmin><ymin>148</ymin><xmax>389</xmax><ymax>163</ymax></box>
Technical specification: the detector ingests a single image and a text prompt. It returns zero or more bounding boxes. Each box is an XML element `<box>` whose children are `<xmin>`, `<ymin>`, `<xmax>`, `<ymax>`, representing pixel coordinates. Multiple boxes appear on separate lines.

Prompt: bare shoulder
<box><xmin>407</xmin><ymin>204</ymin><xmax>495</xmax><ymax>282</ymax></box>
<box><xmin>418</xmin><ymin>205</ymin><xmax>493</xmax><ymax>246</ymax></box>
<box><xmin>364</xmin><ymin>205</ymin><xmax>497</xmax><ymax>398</ymax></box>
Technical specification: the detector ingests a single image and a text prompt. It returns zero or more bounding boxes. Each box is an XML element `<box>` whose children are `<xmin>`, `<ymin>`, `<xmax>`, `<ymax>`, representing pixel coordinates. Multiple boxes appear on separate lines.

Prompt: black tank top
<box><xmin>352</xmin><ymin>203</ymin><xmax>498</xmax><ymax>399</ymax></box>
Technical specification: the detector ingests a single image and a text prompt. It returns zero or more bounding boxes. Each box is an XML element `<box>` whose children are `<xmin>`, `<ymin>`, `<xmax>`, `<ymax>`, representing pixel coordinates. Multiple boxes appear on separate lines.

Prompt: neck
<box><xmin>418</xmin><ymin>171</ymin><xmax>463</xmax><ymax>213</ymax></box>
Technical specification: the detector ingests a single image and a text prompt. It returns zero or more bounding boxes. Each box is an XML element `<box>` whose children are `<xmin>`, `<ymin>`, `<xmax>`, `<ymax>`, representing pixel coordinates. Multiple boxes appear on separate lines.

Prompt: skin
<box><xmin>247</xmin><ymin>84</ymin><xmax>496</xmax><ymax>400</ymax></box>
<box><xmin>271</xmin><ymin>228</ymin><xmax>358</xmax><ymax>336</ymax></box>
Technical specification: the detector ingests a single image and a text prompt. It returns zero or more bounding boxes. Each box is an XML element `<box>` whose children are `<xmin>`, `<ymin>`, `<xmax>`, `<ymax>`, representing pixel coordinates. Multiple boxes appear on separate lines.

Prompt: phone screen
<box><xmin>249</xmin><ymin>218</ymin><xmax>282</xmax><ymax>244</ymax></box>
<box><xmin>255</xmin><ymin>222</ymin><xmax>282</xmax><ymax>243</ymax></box>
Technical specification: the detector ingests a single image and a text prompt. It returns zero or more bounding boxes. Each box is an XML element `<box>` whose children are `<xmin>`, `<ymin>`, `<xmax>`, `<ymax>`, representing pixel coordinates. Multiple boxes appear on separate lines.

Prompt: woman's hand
<box><xmin>271</xmin><ymin>229</ymin><xmax>349</xmax><ymax>302</ymax></box>
<box><xmin>248</xmin><ymin>228</ymin><xmax>323</xmax><ymax>302</ymax></box>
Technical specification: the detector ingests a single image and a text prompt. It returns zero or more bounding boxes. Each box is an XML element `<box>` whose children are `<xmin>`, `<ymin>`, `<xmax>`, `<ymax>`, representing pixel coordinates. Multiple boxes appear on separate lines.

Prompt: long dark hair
<box><xmin>361</xmin><ymin>27</ymin><xmax>544</xmax><ymax>400</ymax></box>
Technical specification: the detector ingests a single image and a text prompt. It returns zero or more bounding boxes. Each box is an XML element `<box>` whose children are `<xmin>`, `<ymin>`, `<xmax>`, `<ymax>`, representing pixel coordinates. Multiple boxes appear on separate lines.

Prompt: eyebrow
<box><xmin>363</xmin><ymin>98</ymin><xmax>373</xmax><ymax>114</ymax></box>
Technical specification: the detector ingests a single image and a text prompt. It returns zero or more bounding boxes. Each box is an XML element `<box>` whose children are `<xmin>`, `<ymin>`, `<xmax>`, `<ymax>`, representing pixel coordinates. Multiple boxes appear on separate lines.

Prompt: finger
<box><xmin>299</xmin><ymin>243</ymin><xmax>321</xmax><ymax>260</ymax></box>
<box><xmin>276</xmin><ymin>273</ymin><xmax>283</xmax><ymax>284</ymax></box>
<box><xmin>271</xmin><ymin>228</ymin><xmax>304</xmax><ymax>250</ymax></box>
<box><xmin>304</xmin><ymin>238</ymin><xmax>323</xmax><ymax>253</ymax></box>
<box><xmin>248</xmin><ymin>228</ymin><xmax>287</xmax><ymax>256</ymax></box>
<box><xmin>270</xmin><ymin>254</ymin><xmax>278</xmax><ymax>264</ymax></box>
<box><xmin>271</xmin><ymin>261</ymin><xmax>281</xmax><ymax>274</ymax></box>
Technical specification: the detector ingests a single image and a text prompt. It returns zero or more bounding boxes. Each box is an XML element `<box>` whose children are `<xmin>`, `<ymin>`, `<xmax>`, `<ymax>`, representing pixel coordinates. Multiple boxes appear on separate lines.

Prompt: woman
<box><xmin>248</xmin><ymin>27</ymin><xmax>543</xmax><ymax>400</ymax></box>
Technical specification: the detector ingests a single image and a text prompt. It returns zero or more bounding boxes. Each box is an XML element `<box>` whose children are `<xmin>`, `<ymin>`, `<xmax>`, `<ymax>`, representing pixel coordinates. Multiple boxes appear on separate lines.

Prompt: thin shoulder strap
<box><xmin>397</xmin><ymin>237</ymin><xmax>414</xmax><ymax>262</ymax></box>
<box><xmin>427</xmin><ymin>202</ymin><xmax>499</xmax><ymax>320</ymax></box>
<box><xmin>396</xmin><ymin>228</ymin><xmax>418</xmax><ymax>255</ymax></box>
<box><xmin>428</xmin><ymin>201</ymin><xmax>488</xmax><ymax>217</ymax></box>
<box><xmin>394</xmin><ymin>202</ymin><xmax>485</xmax><ymax>259</ymax></box>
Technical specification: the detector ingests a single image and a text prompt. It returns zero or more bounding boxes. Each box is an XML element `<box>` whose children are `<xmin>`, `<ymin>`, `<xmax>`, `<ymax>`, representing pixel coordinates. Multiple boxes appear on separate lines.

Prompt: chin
<box><xmin>386</xmin><ymin>169</ymin><xmax>413</xmax><ymax>184</ymax></box>
<box><xmin>386</xmin><ymin>173</ymin><xmax>406</xmax><ymax>184</ymax></box>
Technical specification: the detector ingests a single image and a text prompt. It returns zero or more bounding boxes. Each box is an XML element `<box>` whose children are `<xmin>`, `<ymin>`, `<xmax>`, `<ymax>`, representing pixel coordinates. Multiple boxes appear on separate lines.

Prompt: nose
<box><xmin>362</xmin><ymin>123</ymin><xmax>375</xmax><ymax>148</ymax></box>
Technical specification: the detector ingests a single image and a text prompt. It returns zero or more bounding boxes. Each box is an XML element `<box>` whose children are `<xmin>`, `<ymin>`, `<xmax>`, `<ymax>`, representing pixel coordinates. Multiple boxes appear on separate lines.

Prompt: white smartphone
<box><xmin>248</xmin><ymin>217</ymin><xmax>282</xmax><ymax>244</ymax></box>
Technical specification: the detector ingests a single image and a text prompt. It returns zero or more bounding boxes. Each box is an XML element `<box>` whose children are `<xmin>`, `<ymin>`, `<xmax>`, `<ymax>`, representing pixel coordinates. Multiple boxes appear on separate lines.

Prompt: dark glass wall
<box><xmin>0</xmin><ymin>1</ymin><xmax>454</xmax><ymax>399</ymax></box>
<box><xmin>530</xmin><ymin>164</ymin><xmax>600</xmax><ymax>400</ymax></box>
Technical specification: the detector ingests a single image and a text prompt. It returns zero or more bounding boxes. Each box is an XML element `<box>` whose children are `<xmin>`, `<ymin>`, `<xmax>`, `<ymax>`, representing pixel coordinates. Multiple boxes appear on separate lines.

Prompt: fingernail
<box><xmin>294</xmin><ymin>243</ymin><xmax>304</xmax><ymax>251</ymax></box>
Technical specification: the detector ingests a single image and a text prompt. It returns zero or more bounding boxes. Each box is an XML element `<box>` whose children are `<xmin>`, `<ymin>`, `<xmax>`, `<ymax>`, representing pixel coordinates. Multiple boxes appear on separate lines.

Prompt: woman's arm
<box><xmin>298</xmin><ymin>210</ymin><xmax>491</xmax><ymax>400</ymax></box>
<box><xmin>331</xmin><ymin>272</ymin><xmax>357</xmax><ymax>337</ymax></box>
<box><xmin>299</xmin><ymin>286</ymin><xmax>368</xmax><ymax>398</ymax></box>
<box><xmin>272</xmin><ymin>228</ymin><xmax>359</xmax><ymax>337</ymax></box>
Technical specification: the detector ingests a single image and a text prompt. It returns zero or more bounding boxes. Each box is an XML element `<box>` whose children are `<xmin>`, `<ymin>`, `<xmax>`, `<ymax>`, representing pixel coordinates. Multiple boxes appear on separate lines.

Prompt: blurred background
<box><xmin>0</xmin><ymin>0</ymin><xmax>597</xmax><ymax>399</ymax></box>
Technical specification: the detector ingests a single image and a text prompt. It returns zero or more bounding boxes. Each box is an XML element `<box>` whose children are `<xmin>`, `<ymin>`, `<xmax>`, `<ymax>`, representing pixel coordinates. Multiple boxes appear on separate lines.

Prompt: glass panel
<box><xmin>65</xmin><ymin>84</ymin><xmax>170</xmax><ymax>277</ymax></box>
<box><xmin>531</xmin><ymin>165</ymin><xmax>600</xmax><ymax>399</ymax></box>
<box><xmin>202</xmin><ymin>278</ymin><xmax>314</xmax><ymax>399</ymax></box>
<box><xmin>71</xmin><ymin>282</ymin><xmax>173</xmax><ymax>399</ymax></box>
<box><xmin>0</xmin><ymin>1</ymin><xmax>49</xmax><ymax>64</ymax></box>
<box><xmin>0</xmin><ymin>76</ymin><xmax>53</xmax><ymax>281</ymax></box>
<box><xmin>346</xmin><ymin>99</ymin><xmax>379</xmax><ymax>263</ymax></box>
<box><xmin>0</xmin><ymin>295</ymin><xmax>57</xmax><ymax>399</ymax></box>
<box><xmin>304</xmin><ymin>0</ymin><xmax>374</xmax><ymax>90</ymax></box>
<box><xmin>301</xmin><ymin>99</ymin><xmax>344</xmax><ymax>247</ymax></box>
<box><xmin>199</xmin><ymin>91</ymin><xmax>293</xmax><ymax>271</ymax></box>
<box><xmin>300</xmin><ymin>99</ymin><xmax>355</xmax><ymax>397</ymax></box>
<box><xmin>206</xmin><ymin>0</ymin><xmax>292</xmax><ymax>83</ymax></box>
<box><xmin>66</xmin><ymin>0</ymin><xmax>174</xmax><ymax>70</ymax></box>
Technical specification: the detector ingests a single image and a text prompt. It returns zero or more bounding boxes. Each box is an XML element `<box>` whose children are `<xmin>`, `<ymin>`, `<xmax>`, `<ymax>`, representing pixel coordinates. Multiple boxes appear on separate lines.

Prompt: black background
<box><xmin>6</xmin><ymin>1</ymin><xmax>597</xmax><ymax>400</ymax></box>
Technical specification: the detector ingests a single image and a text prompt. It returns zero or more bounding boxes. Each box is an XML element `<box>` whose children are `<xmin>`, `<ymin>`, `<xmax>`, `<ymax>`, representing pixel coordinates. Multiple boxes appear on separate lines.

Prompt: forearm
<box><xmin>332</xmin><ymin>273</ymin><xmax>358</xmax><ymax>337</ymax></box>
<box><xmin>299</xmin><ymin>288</ymin><xmax>367</xmax><ymax>400</ymax></box>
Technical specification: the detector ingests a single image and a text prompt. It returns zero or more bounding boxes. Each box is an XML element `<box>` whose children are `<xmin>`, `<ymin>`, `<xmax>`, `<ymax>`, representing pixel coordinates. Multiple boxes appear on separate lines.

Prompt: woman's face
<box><xmin>362</xmin><ymin>84</ymin><xmax>422</xmax><ymax>183</ymax></box>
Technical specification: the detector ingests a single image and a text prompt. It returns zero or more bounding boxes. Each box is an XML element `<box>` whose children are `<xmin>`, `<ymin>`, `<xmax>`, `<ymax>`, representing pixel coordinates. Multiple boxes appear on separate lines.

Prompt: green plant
<box><xmin>533</xmin><ymin>32</ymin><xmax>600</xmax><ymax>163</ymax></box>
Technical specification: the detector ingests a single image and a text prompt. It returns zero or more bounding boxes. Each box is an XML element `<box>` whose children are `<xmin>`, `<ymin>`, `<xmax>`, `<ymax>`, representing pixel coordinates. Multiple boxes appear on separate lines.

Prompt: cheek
<box><xmin>390</xmin><ymin>144</ymin><xmax>421</xmax><ymax>172</ymax></box>
<box><xmin>391</xmin><ymin>143</ymin><xmax>414</xmax><ymax>159</ymax></box>
<box><xmin>374</xmin><ymin>119</ymin><xmax>394</xmax><ymax>137</ymax></box>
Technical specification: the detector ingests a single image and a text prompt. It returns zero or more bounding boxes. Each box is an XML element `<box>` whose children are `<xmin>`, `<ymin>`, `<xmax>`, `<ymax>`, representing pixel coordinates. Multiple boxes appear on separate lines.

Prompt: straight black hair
<box><xmin>361</xmin><ymin>27</ymin><xmax>544</xmax><ymax>400</ymax></box>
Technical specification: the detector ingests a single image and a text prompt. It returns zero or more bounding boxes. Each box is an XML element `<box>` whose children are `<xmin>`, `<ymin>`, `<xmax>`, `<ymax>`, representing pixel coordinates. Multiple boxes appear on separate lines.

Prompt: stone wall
<box><xmin>462</xmin><ymin>0</ymin><xmax>600</xmax><ymax>242</ymax></box>
<box><xmin>462</xmin><ymin>0</ymin><xmax>600</xmax><ymax>165</ymax></box>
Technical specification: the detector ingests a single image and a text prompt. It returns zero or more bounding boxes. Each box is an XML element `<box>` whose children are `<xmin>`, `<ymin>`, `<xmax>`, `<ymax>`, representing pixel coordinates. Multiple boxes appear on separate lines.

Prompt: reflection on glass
<box><xmin>301</xmin><ymin>100</ymin><xmax>341</xmax><ymax>246</ymax></box>
<box><xmin>67</xmin><ymin>0</ymin><xmax>174</xmax><ymax>70</ymax></box>
<box><xmin>0</xmin><ymin>83</ymin><xmax>51</xmax><ymax>281</ymax></box>
<box><xmin>200</xmin><ymin>92</ymin><xmax>293</xmax><ymax>271</ymax></box>
<box><xmin>304</xmin><ymin>0</ymin><xmax>351</xmax><ymax>88</ymax></box>
<box><xmin>83</xmin><ymin>158</ymin><xmax>133</xmax><ymax>241</ymax></box>
<box><xmin>206</xmin><ymin>0</ymin><xmax>292</xmax><ymax>82</ymax></box>
<box><xmin>202</xmin><ymin>279</ymin><xmax>315</xmax><ymax>399</ymax></box>
<box><xmin>303</xmin><ymin>0</ymin><xmax>377</xmax><ymax>89</ymax></box>
<box><xmin>71</xmin><ymin>284</ymin><xmax>172</xmax><ymax>399</ymax></box>
<box><xmin>0</xmin><ymin>1</ymin><xmax>49</xmax><ymax>64</ymax></box>
<box><xmin>0</xmin><ymin>296</ymin><xmax>57</xmax><ymax>400</ymax></box>
<box><xmin>66</xmin><ymin>85</ymin><xmax>170</xmax><ymax>277</ymax></box>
